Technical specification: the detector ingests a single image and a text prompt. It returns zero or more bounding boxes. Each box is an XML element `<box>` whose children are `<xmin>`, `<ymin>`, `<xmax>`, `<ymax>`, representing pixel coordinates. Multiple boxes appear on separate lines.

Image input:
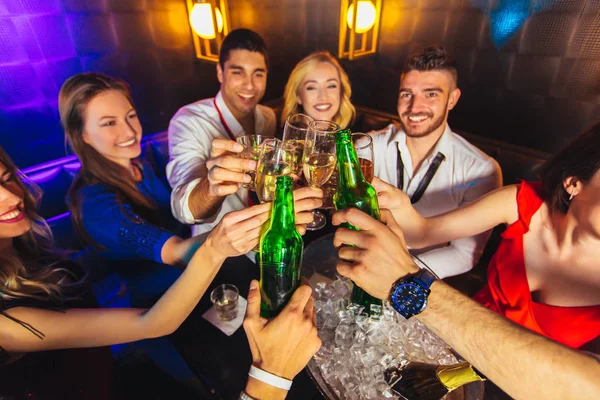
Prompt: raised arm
<box><xmin>420</xmin><ymin>282</ymin><xmax>600</xmax><ymax>400</ymax></box>
<box><xmin>373</xmin><ymin>177</ymin><xmax>518</xmax><ymax>249</ymax></box>
<box><xmin>412</xmin><ymin>160</ymin><xmax>502</xmax><ymax>278</ymax></box>
<box><xmin>163</xmin><ymin>186</ymin><xmax>323</xmax><ymax>264</ymax></box>
<box><xmin>332</xmin><ymin>209</ymin><xmax>600</xmax><ymax>400</ymax></box>
<box><xmin>166</xmin><ymin>111</ymin><xmax>256</xmax><ymax>222</ymax></box>
<box><xmin>81</xmin><ymin>184</ymin><xmax>321</xmax><ymax>266</ymax></box>
<box><xmin>0</xmin><ymin>204</ymin><xmax>276</xmax><ymax>352</ymax></box>
<box><xmin>242</xmin><ymin>281</ymin><xmax>321</xmax><ymax>400</ymax></box>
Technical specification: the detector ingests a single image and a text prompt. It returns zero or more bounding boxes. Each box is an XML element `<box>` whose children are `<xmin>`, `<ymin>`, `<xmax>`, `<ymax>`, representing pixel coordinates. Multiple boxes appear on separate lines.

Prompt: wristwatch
<box><xmin>389</xmin><ymin>268</ymin><xmax>437</xmax><ymax>319</ymax></box>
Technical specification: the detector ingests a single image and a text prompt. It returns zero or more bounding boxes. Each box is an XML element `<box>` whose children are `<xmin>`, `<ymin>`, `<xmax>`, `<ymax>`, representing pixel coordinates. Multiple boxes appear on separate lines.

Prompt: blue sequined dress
<box><xmin>76</xmin><ymin>163</ymin><xmax>185</xmax><ymax>306</ymax></box>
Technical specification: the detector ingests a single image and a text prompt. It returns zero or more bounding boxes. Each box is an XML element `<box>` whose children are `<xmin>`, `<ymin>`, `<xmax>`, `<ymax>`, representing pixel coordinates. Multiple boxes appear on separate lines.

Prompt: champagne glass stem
<box><xmin>306</xmin><ymin>210</ymin><xmax>327</xmax><ymax>231</ymax></box>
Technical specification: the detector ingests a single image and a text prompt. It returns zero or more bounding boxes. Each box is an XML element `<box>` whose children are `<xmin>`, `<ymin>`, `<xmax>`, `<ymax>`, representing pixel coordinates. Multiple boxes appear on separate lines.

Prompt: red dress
<box><xmin>473</xmin><ymin>181</ymin><xmax>600</xmax><ymax>349</ymax></box>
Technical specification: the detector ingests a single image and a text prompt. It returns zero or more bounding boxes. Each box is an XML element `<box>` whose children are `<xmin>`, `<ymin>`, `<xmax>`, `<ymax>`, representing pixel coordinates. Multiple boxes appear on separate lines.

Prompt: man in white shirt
<box><xmin>167</xmin><ymin>29</ymin><xmax>277</xmax><ymax>237</ymax></box>
<box><xmin>370</xmin><ymin>47</ymin><xmax>502</xmax><ymax>278</ymax></box>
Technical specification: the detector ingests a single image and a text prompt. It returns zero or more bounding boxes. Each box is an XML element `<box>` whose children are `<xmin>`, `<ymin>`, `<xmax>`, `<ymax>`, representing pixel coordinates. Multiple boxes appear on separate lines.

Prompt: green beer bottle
<box><xmin>259</xmin><ymin>175</ymin><xmax>303</xmax><ymax>318</ymax></box>
<box><xmin>333</xmin><ymin>129</ymin><xmax>383</xmax><ymax>313</ymax></box>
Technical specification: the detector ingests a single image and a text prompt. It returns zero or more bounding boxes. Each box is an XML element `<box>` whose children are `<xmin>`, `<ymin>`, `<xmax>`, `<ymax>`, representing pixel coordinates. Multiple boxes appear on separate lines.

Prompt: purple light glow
<box><xmin>0</xmin><ymin>0</ymin><xmax>80</xmax><ymax>168</ymax></box>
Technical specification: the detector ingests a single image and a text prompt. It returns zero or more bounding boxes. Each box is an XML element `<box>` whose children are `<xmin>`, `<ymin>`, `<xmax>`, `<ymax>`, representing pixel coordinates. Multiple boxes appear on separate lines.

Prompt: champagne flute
<box><xmin>303</xmin><ymin>120</ymin><xmax>339</xmax><ymax>231</ymax></box>
<box><xmin>352</xmin><ymin>133</ymin><xmax>374</xmax><ymax>183</ymax></box>
<box><xmin>282</xmin><ymin>113</ymin><xmax>314</xmax><ymax>176</ymax></box>
<box><xmin>255</xmin><ymin>138</ymin><xmax>294</xmax><ymax>203</ymax></box>
<box><xmin>236</xmin><ymin>135</ymin><xmax>270</xmax><ymax>190</ymax></box>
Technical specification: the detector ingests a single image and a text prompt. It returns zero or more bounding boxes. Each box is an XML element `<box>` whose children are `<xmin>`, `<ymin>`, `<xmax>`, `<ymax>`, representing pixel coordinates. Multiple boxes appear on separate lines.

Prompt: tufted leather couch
<box><xmin>22</xmin><ymin>133</ymin><xmax>172</xmax><ymax>252</ymax></box>
<box><xmin>21</xmin><ymin>133</ymin><xmax>172</xmax><ymax>306</ymax></box>
<box><xmin>21</xmin><ymin>103</ymin><xmax>551</xmax><ymax>296</ymax></box>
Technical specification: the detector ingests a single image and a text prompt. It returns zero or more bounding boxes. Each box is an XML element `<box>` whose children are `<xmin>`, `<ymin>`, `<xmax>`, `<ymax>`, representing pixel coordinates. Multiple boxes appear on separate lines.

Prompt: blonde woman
<box><xmin>282</xmin><ymin>51</ymin><xmax>355</xmax><ymax>128</ymax></box>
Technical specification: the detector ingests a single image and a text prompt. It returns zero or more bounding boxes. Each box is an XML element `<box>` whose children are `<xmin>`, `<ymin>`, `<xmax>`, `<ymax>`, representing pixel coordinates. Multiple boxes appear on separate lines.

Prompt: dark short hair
<box><xmin>403</xmin><ymin>46</ymin><xmax>458</xmax><ymax>85</ymax></box>
<box><xmin>538</xmin><ymin>122</ymin><xmax>600</xmax><ymax>214</ymax></box>
<box><xmin>219</xmin><ymin>28</ymin><xmax>268</xmax><ymax>69</ymax></box>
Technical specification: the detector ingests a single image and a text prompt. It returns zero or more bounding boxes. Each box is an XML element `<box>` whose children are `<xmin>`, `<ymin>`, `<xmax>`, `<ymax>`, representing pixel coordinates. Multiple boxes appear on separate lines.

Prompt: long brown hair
<box><xmin>0</xmin><ymin>147</ymin><xmax>77</xmax><ymax>302</ymax></box>
<box><xmin>61</xmin><ymin>73</ymin><xmax>155</xmax><ymax>248</ymax></box>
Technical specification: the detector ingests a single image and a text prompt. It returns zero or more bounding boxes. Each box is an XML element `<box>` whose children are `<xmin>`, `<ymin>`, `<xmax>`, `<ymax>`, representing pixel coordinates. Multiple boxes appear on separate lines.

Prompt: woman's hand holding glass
<box><xmin>282</xmin><ymin>113</ymin><xmax>314</xmax><ymax>177</ymax></box>
<box><xmin>255</xmin><ymin>138</ymin><xmax>296</xmax><ymax>203</ymax></box>
<box><xmin>205</xmin><ymin>186</ymin><xmax>323</xmax><ymax>258</ymax></box>
<box><xmin>303</xmin><ymin>120</ymin><xmax>339</xmax><ymax>230</ymax></box>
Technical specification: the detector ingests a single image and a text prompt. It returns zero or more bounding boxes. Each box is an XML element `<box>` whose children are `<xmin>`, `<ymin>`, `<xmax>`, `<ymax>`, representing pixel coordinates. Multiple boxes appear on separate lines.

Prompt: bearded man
<box><xmin>370</xmin><ymin>47</ymin><xmax>502</xmax><ymax>278</ymax></box>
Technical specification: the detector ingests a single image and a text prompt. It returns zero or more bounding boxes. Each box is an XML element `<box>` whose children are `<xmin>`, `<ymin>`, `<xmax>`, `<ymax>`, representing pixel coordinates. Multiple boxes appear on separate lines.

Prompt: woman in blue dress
<box><xmin>57</xmin><ymin>72</ymin><xmax>321</xmax><ymax>393</ymax></box>
<box><xmin>60</xmin><ymin>73</ymin><xmax>320</xmax><ymax>300</ymax></box>
<box><xmin>0</xmin><ymin>144</ymin><xmax>320</xmax><ymax>398</ymax></box>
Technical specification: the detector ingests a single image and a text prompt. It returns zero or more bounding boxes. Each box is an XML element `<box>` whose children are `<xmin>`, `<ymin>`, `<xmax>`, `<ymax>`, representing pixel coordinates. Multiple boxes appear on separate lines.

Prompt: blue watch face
<box><xmin>391</xmin><ymin>282</ymin><xmax>427</xmax><ymax>316</ymax></box>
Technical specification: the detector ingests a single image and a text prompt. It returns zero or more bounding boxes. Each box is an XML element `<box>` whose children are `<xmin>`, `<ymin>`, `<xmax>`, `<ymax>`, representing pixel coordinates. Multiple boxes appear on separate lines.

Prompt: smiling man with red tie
<box><xmin>167</xmin><ymin>29</ymin><xmax>277</xmax><ymax>239</ymax></box>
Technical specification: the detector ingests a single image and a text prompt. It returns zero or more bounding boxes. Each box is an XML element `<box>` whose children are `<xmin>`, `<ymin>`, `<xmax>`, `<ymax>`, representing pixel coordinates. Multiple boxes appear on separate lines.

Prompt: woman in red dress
<box><xmin>374</xmin><ymin>122</ymin><xmax>600</xmax><ymax>349</ymax></box>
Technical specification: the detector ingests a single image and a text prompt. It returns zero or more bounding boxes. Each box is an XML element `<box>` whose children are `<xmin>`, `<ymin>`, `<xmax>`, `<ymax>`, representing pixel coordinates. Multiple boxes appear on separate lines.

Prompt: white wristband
<box><xmin>248</xmin><ymin>365</ymin><xmax>293</xmax><ymax>391</ymax></box>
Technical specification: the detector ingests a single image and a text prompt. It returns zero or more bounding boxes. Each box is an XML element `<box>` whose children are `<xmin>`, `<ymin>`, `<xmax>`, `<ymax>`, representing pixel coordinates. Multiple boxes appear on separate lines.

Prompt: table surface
<box><xmin>171</xmin><ymin>214</ymin><xmax>506</xmax><ymax>399</ymax></box>
<box><xmin>170</xmin><ymin>211</ymin><xmax>338</xmax><ymax>399</ymax></box>
<box><xmin>302</xmin><ymin>233</ymin><xmax>488</xmax><ymax>400</ymax></box>
<box><xmin>172</xmin><ymin>253</ymin><xmax>326</xmax><ymax>400</ymax></box>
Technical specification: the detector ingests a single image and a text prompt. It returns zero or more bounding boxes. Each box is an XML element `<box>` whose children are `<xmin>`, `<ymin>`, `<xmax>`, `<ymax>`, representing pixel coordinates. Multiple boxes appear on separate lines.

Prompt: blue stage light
<box><xmin>489</xmin><ymin>0</ymin><xmax>530</xmax><ymax>48</ymax></box>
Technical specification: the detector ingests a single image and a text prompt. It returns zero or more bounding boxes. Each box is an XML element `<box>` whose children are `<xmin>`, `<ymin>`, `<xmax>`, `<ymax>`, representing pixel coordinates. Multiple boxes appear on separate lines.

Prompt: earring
<box><xmin>569</xmin><ymin>193</ymin><xmax>574</xmax><ymax>201</ymax></box>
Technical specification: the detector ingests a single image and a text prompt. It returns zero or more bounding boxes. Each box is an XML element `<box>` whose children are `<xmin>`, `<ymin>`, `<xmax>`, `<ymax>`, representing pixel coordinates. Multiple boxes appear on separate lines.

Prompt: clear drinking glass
<box><xmin>255</xmin><ymin>138</ymin><xmax>294</xmax><ymax>203</ymax></box>
<box><xmin>282</xmin><ymin>113</ymin><xmax>314</xmax><ymax>176</ymax></box>
<box><xmin>237</xmin><ymin>135</ymin><xmax>270</xmax><ymax>190</ymax></box>
<box><xmin>352</xmin><ymin>133</ymin><xmax>374</xmax><ymax>183</ymax></box>
<box><xmin>321</xmin><ymin>167</ymin><xmax>338</xmax><ymax>209</ymax></box>
<box><xmin>210</xmin><ymin>284</ymin><xmax>239</xmax><ymax>321</ymax></box>
<box><xmin>303</xmin><ymin>120</ymin><xmax>339</xmax><ymax>230</ymax></box>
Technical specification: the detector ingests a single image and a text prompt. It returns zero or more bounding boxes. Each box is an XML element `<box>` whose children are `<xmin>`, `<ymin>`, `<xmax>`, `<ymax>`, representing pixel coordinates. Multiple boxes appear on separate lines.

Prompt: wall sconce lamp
<box><xmin>186</xmin><ymin>0</ymin><xmax>230</xmax><ymax>62</ymax></box>
<box><xmin>338</xmin><ymin>0</ymin><xmax>382</xmax><ymax>60</ymax></box>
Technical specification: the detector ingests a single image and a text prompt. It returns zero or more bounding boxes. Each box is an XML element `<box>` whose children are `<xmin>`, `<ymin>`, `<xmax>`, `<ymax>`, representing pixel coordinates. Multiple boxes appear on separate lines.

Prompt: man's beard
<box><xmin>399</xmin><ymin>105</ymin><xmax>448</xmax><ymax>138</ymax></box>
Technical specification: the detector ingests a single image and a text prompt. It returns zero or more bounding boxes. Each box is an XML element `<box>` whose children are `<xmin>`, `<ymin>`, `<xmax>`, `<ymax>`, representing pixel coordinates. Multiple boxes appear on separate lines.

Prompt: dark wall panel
<box><xmin>0</xmin><ymin>0</ymin><xmax>216</xmax><ymax>168</ymax></box>
<box><xmin>228</xmin><ymin>0</ymin><xmax>309</xmax><ymax>103</ymax></box>
<box><xmin>1</xmin><ymin>0</ymin><xmax>599</xmax><ymax>168</ymax></box>
<box><xmin>305</xmin><ymin>0</ymin><xmax>600</xmax><ymax>154</ymax></box>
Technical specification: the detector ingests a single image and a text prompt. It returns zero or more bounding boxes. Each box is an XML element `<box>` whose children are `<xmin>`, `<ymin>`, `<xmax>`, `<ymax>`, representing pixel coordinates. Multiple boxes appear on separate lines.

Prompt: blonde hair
<box><xmin>0</xmin><ymin>146</ymin><xmax>78</xmax><ymax>303</ymax></box>
<box><xmin>282</xmin><ymin>51</ymin><xmax>355</xmax><ymax>129</ymax></box>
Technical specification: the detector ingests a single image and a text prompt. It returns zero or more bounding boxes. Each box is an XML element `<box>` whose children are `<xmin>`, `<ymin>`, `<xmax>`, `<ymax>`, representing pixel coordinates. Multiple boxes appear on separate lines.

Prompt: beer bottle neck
<box><xmin>270</xmin><ymin>183</ymin><xmax>296</xmax><ymax>231</ymax></box>
<box><xmin>336</xmin><ymin>133</ymin><xmax>366</xmax><ymax>188</ymax></box>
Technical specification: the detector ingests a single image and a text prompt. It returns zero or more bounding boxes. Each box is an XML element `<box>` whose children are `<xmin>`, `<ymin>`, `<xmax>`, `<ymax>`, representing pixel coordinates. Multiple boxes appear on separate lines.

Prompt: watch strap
<box><xmin>413</xmin><ymin>268</ymin><xmax>436</xmax><ymax>289</ymax></box>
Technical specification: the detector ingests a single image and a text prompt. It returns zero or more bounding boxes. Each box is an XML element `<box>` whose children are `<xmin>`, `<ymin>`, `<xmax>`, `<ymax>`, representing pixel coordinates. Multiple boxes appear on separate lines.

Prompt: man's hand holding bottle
<box><xmin>242</xmin><ymin>280</ymin><xmax>321</xmax><ymax>400</ymax></box>
<box><xmin>332</xmin><ymin>208</ymin><xmax>420</xmax><ymax>299</ymax></box>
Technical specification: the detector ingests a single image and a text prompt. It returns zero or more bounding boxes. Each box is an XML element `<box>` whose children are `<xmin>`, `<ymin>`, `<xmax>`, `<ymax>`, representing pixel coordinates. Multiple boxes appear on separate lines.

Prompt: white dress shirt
<box><xmin>371</xmin><ymin>123</ymin><xmax>502</xmax><ymax>279</ymax></box>
<box><xmin>166</xmin><ymin>91</ymin><xmax>276</xmax><ymax>238</ymax></box>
